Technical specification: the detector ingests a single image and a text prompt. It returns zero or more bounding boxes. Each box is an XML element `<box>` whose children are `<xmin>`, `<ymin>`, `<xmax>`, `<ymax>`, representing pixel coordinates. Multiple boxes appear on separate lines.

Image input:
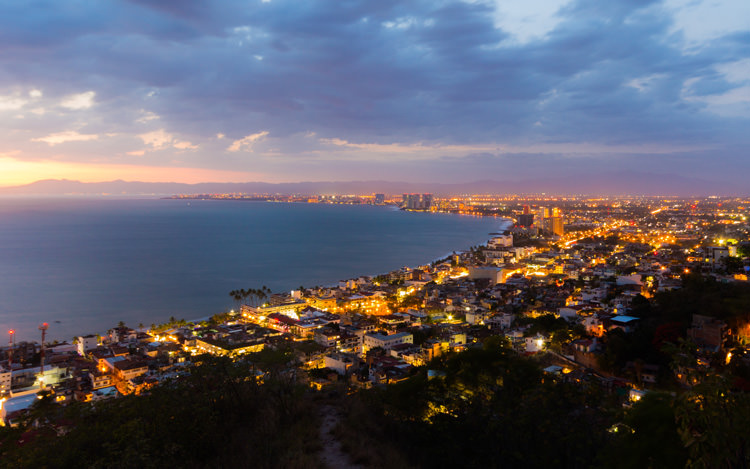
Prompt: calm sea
<box><xmin>0</xmin><ymin>198</ymin><xmax>503</xmax><ymax>342</ymax></box>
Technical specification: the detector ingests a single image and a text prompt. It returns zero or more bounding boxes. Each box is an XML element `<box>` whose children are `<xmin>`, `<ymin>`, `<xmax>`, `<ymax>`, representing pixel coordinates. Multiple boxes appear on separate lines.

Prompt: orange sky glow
<box><xmin>0</xmin><ymin>156</ymin><xmax>263</xmax><ymax>187</ymax></box>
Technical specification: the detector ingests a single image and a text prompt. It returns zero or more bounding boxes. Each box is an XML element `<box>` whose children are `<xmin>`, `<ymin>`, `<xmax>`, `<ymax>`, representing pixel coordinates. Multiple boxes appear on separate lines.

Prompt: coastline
<box><xmin>0</xmin><ymin>199</ymin><xmax>499</xmax><ymax>343</ymax></box>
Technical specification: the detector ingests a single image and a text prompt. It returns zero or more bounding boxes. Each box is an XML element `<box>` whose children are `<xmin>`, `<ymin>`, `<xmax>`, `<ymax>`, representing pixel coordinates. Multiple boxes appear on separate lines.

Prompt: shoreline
<box><xmin>1</xmin><ymin>200</ymin><xmax>500</xmax><ymax>343</ymax></box>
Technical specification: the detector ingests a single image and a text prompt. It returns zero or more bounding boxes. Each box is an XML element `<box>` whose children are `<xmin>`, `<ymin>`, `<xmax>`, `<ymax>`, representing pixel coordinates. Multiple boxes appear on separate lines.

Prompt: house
<box><xmin>77</xmin><ymin>335</ymin><xmax>99</xmax><ymax>356</ymax></box>
<box><xmin>91</xmin><ymin>386</ymin><xmax>118</xmax><ymax>402</ymax></box>
<box><xmin>113</xmin><ymin>359</ymin><xmax>148</xmax><ymax>381</ymax></box>
<box><xmin>323</xmin><ymin>353</ymin><xmax>360</xmax><ymax>376</ymax></box>
<box><xmin>363</xmin><ymin>332</ymin><xmax>413</xmax><ymax>352</ymax></box>
<box><xmin>607</xmin><ymin>316</ymin><xmax>640</xmax><ymax>333</ymax></box>
<box><xmin>0</xmin><ymin>393</ymin><xmax>38</xmax><ymax>426</ymax></box>
<box><xmin>688</xmin><ymin>314</ymin><xmax>728</xmax><ymax>351</ymax></box>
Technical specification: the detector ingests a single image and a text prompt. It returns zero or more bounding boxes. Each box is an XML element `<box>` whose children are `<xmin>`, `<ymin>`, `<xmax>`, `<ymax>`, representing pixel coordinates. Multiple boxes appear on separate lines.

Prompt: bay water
<box><xmin>0</xmin><ymin>198</ymin><xmax>502</xmax><ymax>342</ymax></box>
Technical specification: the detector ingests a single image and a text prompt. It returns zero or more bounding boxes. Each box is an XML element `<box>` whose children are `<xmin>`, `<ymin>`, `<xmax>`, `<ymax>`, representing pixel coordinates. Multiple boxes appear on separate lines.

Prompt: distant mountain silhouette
<box><xmin>0</xmin><ymin>172</ymin><xmax>743</xmax><ymax>196</ymax></box>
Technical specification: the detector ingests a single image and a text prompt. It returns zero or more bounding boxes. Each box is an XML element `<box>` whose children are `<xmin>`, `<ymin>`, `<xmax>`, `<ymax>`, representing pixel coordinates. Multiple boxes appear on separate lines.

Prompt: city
<box><xmin>2</xmin><ymin>0</ymin><xmax>749</xmax><ymax>466</ymax></box>
<box><xmin>2</xmin><ymin>194</ymin><xmax>749</xmax><ymax>467</ymax></box>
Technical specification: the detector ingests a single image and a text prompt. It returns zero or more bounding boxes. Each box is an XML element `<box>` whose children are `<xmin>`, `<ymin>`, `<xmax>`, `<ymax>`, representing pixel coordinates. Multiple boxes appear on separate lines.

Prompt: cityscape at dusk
<box><xmin>2</xmin><ymin>1</ymin><xmax>750</xmax><ymax>468</ymax></box>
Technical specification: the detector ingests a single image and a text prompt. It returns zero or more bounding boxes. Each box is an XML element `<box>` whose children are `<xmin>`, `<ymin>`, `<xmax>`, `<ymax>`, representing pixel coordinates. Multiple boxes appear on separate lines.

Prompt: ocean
<box><xmin>0</xmin><ymin>198</ymin><xmax>504</xmax><ymax>342</ymax></box>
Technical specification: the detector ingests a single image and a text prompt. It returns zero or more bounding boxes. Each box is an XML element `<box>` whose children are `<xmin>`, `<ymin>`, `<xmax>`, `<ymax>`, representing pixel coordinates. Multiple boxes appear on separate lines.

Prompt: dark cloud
<box><xmin>0</xmin><ymin>0</ymin><xmax>748</xmax><ymax>185</ymax></box>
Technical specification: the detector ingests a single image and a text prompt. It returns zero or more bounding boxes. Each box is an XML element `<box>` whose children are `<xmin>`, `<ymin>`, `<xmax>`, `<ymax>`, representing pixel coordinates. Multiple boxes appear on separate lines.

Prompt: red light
<box><xmin>43</xmin><ymin>323</ymin><xmax>48</xmax><ymax>327</ymax></box>
<box><xmin>8</xmin><ymin>330</ymin><xmax>14</xmax><ymax>335</ymax></box>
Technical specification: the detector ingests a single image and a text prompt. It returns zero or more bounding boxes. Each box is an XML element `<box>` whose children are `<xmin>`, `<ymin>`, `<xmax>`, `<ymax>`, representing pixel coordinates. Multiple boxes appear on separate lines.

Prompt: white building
<box><xmin>468</xmin><ymin>266</ymin><xmax>510</xmax><ymax>284</ymax></box>
<box><xmin>77</xmin><ymin>335</ymin><xmax>99</xmax><ymax>356</ymax></box>
<box><xmin>0</xmin><ymin>368</ymin><xmax>10</xmax><ymax>395</ymax></box>
<box><xmin>488</xmin><ymin>233</ymin><xmax>513</xmax><ymax>248</ymax></box>
<box><xmin>363</xmin><ymin>332</ymin><xmax>413</xmax><ymax>352</ymax></box>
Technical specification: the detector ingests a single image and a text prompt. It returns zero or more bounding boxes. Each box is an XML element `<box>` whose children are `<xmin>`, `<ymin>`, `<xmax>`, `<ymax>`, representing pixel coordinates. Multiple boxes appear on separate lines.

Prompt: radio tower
<box><xmin>7</xmin><ymin>329</ymin><xmax>14</xmax><ymax>368</ymax></box>
<box><xmin>39</xmin><ymin>323</ymin><xmax>48</xmax><ymax>388</ymax></box>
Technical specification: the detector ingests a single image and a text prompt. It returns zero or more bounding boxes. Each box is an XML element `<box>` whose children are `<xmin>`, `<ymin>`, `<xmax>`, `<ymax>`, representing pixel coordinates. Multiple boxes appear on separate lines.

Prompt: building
<box><xmin>77</xmin><ymin>335</ymin><xmax>99</xmax><ymax>356</ymax></box>
<box><xmin>688</xmin><ymin>314</ymin><xmax>728</xmax><ymax>351</ymax></box>
<box><xmin>467</xmin><ymin>265</ymin><xmax>512</xmax><ymax>284</ymax></box>
<box><xmin>402</xmin><ymin>193</ymin><xmax>433</xmax><ymax>210</ymax></box>
<box><xmin>113</xmin><ymin>359</ymin><xmax>149</xmax><ymax>382</ymax></box>
<box><xmin>363</xmin><ymin>332</ymin><xmax>413</xmax><ymax>352</ymax></box>
<box><xmin>1</xmin><ymin>393</ymin><xmax>38</xmax><ymax>426</ymax></box>
<box><xmin>0</xmin><ymin>367</ymin><xmax>10</xmax><ymax>395</ymax></box>
<box><xmin>488</xmin><ymin>232</ymin><xmax>513</xmax><ymax>248</ymax></box>
<box><xmin>324</xmin><ymin>353</ymin><xmax>360</xmax><ymax>375</ymax></box>
<box><xmin>194</xmin><ymin>337</ymin><xmax>265</xmax><ymax>357</ymax></box>
<box><xmin>374</xmin><ymin>193</ymin><xmax>385</xmax><ymax>205</ymax></box>
<box><xmin>544</xmin><ymin>216</ymin><xmax>564</xmax><ymax>236</ymax></box>
<box><xmin>518</xmin><ymin>213</ymin><xmax>534</xmax><ymax>227</ymax></box>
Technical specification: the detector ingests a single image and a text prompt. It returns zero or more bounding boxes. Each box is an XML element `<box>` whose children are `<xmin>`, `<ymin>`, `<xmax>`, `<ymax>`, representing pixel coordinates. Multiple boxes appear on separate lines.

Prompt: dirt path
<box><xmin>318</xmin><ymin>404</ymin><xmax>363</xmax><ymax>469</ymax></box>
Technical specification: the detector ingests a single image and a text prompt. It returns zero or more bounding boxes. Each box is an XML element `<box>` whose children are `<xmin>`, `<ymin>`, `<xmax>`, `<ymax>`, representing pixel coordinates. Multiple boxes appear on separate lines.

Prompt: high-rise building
<box><xmin>536</xmin><ymin>206</ymin><xmax>550</xmax><ymax>224</ymax></box>
<box><xmin>374</xmin><ymin>193</ymin><xmax>385</xmax><ymax>205</ymax></box>
<box><xmin>545</xmin><ymin>216</ymin><xmax>564</xmax><ymax>236</ymax></box>
<box><xmin>518</xmin><ymin>213</ymin><xmax>534</xmax><ymax>227</ymax></box>
<box><xmin>407</xmin><ymin>193</ymin><xmax>421</xmax><ymax>209</ymax></box>
<box><xmin>403</xmin><ymin>193</ymin><xmax>433</xmax><ymax>210</ymax></box>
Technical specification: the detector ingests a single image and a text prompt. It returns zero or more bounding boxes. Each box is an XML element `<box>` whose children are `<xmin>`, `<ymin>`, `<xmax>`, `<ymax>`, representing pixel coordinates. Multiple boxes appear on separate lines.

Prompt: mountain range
<box><xmin>0</xmin><ymin>172</ymin><xmax>744</xmax><ymax>197</ymax></box>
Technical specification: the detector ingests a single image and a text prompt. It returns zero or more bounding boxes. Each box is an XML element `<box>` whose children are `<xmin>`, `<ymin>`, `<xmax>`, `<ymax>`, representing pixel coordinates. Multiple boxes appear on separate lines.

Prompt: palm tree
<box><xmin>229</xmin><ymin>289</ymin><xmax>244</xmax><ymax>308</ymax></box>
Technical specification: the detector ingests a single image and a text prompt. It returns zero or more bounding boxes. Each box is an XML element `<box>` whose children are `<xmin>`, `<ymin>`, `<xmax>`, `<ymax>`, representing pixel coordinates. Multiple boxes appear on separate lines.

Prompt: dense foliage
<box><xmin>336</xmin><ymin>342</ymin><xmax>616</xmax><ymax>468</ymax></box>
<box><xmin>0</xmin><ymin>356</ymin><xmax>322</xmax><ymax>469</ymax></box>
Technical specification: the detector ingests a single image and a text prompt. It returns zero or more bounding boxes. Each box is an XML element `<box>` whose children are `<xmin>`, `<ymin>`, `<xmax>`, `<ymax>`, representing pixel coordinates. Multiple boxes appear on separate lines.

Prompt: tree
<box><xmin>603</xmin><ymin>393</ymin><xmax>687</xmax><ymax>469</ymax></box>
<box><xmin>721</xmin><ymin>256</ymin><xmax>744</xmax><ymax>274</ymax></box>
<box><xmin>674</xmin><ymin>376</ymin><xmax>750</xmax><ymax>468</ymax></box>
<box><xmin>629</xmin><ymin>294</ymin><xmax>652</xmax><ymax>318</ymax></box>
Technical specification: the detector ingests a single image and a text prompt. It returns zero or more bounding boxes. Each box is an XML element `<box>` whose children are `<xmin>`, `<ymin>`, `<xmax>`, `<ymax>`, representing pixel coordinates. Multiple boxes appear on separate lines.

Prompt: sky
<box><xmin>0</xmin><ymin>0</ymin><xmax>748</xmax><ymax>188</ymax></box>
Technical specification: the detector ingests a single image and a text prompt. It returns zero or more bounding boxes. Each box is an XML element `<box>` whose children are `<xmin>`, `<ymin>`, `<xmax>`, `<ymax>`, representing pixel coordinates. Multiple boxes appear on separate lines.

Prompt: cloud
<box><xmin>138</xmin><ymin>129</ymin><xmax>197</xmax><ymax>150</ymax></box>
<box><xmin>136</xmin><ymin>110</ymin><xmax>160</xmax><ymax>123</ymax></box>
<box><xmin>173</xmin><ymin>140</ymin><xmax>198</xmax><ymax>150</ymax></box>
<box><xmin>32</xmin><ymin>131</ymin><xmax>99</xmax><ymax>146</ymax></box>
<box><xmin>0</xmin><ymin>94</ymin><xmax>28</xmax><ymax>111</ymax></box>
<box><xmin>227</xmin><ymin>131</ymin><xmax>269</xmax><ymax>152</ymax></box>
<box><xmin>60</xmin><ymin>91</ymin><xmax>96</xmax><ymax>110</ymax></box>
<box><xmin>0</xmin><ymin>0</ymin><xmax>748</xmax><ymax>187</ymax></box>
